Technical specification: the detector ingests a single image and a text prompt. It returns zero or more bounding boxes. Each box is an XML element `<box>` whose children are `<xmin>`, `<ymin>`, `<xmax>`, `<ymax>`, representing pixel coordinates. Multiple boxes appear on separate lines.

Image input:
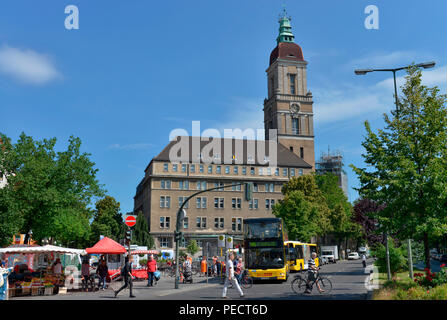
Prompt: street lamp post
<box><xmin>355</xmin><ymin>61</ymin><xmax>436</xmax><ymax>281</ymax></box>
<box><xmin>174</xmin><ymin>181</ymin><xmax>252</xmax><ymax>289</ymax></box>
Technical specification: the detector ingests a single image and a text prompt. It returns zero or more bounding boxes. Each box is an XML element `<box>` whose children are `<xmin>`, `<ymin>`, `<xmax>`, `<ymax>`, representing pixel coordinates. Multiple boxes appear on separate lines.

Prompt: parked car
<box><xmin>348</xmin><ymin>252</ymin><xmax>360</xmax><ymax>260</ymax></box>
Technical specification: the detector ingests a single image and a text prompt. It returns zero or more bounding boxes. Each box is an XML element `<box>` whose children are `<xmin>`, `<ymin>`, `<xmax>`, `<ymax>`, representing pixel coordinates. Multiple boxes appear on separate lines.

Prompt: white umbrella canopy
<box><xmin>0</xmin><ymin>245</ymin><xmax>86</xmax><ymax>255</ymax></box>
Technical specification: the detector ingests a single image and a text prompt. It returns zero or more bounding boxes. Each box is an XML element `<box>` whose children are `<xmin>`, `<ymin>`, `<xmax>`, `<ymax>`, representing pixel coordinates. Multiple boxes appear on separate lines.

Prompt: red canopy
<box><xmin>85</xmin><ymin>237</ymin><xmax>127</xmax><ymax>254</ymax></box>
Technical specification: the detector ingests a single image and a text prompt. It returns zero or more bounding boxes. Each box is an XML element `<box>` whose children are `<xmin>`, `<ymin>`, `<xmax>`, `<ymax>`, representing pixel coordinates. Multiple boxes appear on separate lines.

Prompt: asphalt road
<box><xmin>12</xmin><ymin>259</ymin><xmax>372</xmax><ymax>300</ymax></box>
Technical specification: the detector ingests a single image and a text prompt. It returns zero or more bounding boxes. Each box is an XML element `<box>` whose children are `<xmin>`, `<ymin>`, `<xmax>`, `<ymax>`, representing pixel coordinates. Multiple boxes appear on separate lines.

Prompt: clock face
<box><xmin>291</xmin><ymin>103</ymin><xmax>300</xmax><ymax>115</ymax></box>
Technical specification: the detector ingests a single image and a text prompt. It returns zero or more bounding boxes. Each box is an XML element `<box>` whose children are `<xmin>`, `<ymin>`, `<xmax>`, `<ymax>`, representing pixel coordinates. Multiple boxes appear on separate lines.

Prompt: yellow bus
<box><xmin>285</xmin><ymin>241</ymin><xmax>319</xmax><ymax>272</ymax></box>
<box><xmin>243</xmin><ymin>218</ymin><xmax>288</xmax><ymax>281</ymax></box>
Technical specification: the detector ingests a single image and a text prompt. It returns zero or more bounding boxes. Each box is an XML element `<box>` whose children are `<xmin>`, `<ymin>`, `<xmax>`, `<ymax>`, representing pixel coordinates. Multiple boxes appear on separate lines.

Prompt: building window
<box><xmin>225</xmin><ymin>166</ymin><xmax>230</xmax><ymax>174</ymax></box>
<box><xmin>283</xmin><ymin>168</ymin><xmax>288</xmax><ymax>176</ymax></box>
<box><xmin>265</xmin><ymin>183</ymin><xmax>274</xmax><ymax>192</ymax></box>
<box><xmin>173</xmin><ymin>164</ymin><xmax>178</xmax><ymax>172</ymax></box>
<box><xmin>232</xmin><ymin>182</ymin><xmax>241</xmax><ymax>191</ymax></box>
<box><xmin>253</xmin><ymin>183</ymin><xmax>258</xmax><ymax>192</ymax></box>
<box><xmin>248</xmin><ymin>199</ymin><xmax>258</xmax><ymax>210</ymax></box>
<box><xmin>300</xmin><ymin>147</ymin><xmax>304</xmax><ymax>159</ymax></box>
<box><xmin>179</xmin><ymin>180</ymin><xmax>189</xmax><ymax>190</ymax></box>
<box><xmin>234</xmin><ymin>166</ymin><xmax>238</xmax><ymax>174</ymax></box>
<box><xmin>163</xmin><ymin>163</ymin><xmax>169</xmax><ymax>172</ymax></box>
<box><xmin>196</xmin><ymin>197</ymin><xmax>207</xmax><ymax>209</ymax></box>
<box><xmin>299</xmin><ymin>169</ymin><xmax>303</xmax><ymax>176</ymax></box>
<box><xmin>292</xmin><ymin>118</ymin><xmax>299</xmax><ymax>134</ymax></box>
<box><xmin>275</xmin><ymin>168</ymin><xmax>279</xmax><ymax>176</ymax></box>
<box><xmin>265</xmin><ymin>199</ymin><xmax>275</xmax><ymax>210</ymax></box>
<box><xmin>196</xmin><ymin>217</ymin><xmax>207</xmax><ymax>229</ymax></box>
<box><xmin>208</xmin><ymin>165</ymin><xmax>213</xmax><ymax>174</ymax></box>
<box><xmin>190</xmin><ymin>164</ymin><xmax>195</xmax><ymax>173</ymax></box>
<box><xmin>267</xmin><ymin>167</ymin><xmax>272</xmax><ymax>175</ymax></box>
<box><xmin>183</xmin><ymin>217</ymin><xmax>189</xmax><ymax>229</ymax></box>
<box><xmin>214</xmin><ymin>181</ymin><xmax>224</xmax><ymax>191</ymax></box>
<box><xmin>216</xmin><ymin>166</ymin><xmax>221</xmax><ymax>174</ymax></box>
<box><xmin>160</xmin><ymin>196</ymin><xmax>171</xmax><ymax>208</ymax></box>
<box><xmin>232</xmin><ymin>198</ymin><xmax>242</xmax><ymax>209</ymax></box>
<box><xmin>242</xmin><ymin>167</ymin><xmax>247</xmax><ymax>175</ymax></box>
<box><xmin>182</xmin><ymin>164</ymin><xmax>187</xmax><ymax>173</ymax></box>
<box><xmin>232</xmin><ymin>218</ymin><xmax>243</xmax><ymax>232</ymax></box>
<box><xmin>214</xmin><ymin>217</ymin><xmax>224</xmax><ymax>229</ymax></box>
<box><xmin>199</xmin><ymin>165</ymin><xmax>204</xmax><ymax>173</ymax></box>
<box><xmin>178</xmin><ymin>196</ymin><xmax>189</xmax><ymax>209</ymax></box>
<box><xmin>159</xmin><ymin>237</ymin><xmax>170</xmax><ymax>248</ymax></box>
<box><xmin>197</xmin><ymin>181</ymin><xmax>207</xmax><ymax>190</ymax></box>
<box><xmin>250</xmin><ymin>167</ymin><xmax>255</xmax><ymax>175</ymax></box>
<box><xmin>161</xmin><ymin>180</ymin><xmax>171</xmax><ymax>189</ymax></box>
<box><xmin>160</xmin><ymin>216</ymin><xmax>170</xmax><ymax>229</ymax></box>
<box><xmin>290</xmin><ymin>146</ymin><xmax>294</xmax><ymax>152</ymax></box>
<box><xmin>214</xmin><ymin>197</ymin><xmax>224</xmax><ymax>209</ymax></box>
<box><xmin>289</xmin><ymin>74</ymin><xmax>296</xmax><ymax>95</ymax></box>
<box><xmin>291</xmin><ymin>168</ymin><xmax>295</xmax><ymax>177</ymax></box>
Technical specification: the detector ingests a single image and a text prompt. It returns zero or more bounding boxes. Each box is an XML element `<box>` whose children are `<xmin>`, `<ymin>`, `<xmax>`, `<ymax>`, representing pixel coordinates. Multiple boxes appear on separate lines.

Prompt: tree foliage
<box><xmin>132</xmin><ymin>211</ymin><xmax>154</xmax><ymax>249</ymax></box>
<box><xmin>273</xmin><ymin>174</ymin><xmax>331</xmax><ymax>242</ymax></box>
<box><xmin>353</xmin><ymin>198</ymin><xmax>385</xmax><ymax>246</ymax></box>
<box><xmin>0</xmin><ymin>133</ymin><xmax>105</xmax><ymax>247</ymax></box>
<box><xmin>89</xmin><ymin>196</ymin><xmax>124</xmax><ymax>245</ymax></box>
<box><xmin>350</xmin><ymin>66</ymin><xmax>447</xmax><ymax>269</ymax></box>
<box><xmin>186</xmin><ymin>239</ymin><xmax>200</xmax><ymax>256</ymax></box>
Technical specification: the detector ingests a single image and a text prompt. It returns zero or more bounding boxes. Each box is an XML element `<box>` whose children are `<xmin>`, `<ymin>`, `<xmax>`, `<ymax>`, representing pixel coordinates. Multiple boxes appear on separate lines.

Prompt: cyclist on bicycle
<box><xmin>305</xmin><ymin>252</ymin><xmax>325</xmax><ymax>294</ymax></box>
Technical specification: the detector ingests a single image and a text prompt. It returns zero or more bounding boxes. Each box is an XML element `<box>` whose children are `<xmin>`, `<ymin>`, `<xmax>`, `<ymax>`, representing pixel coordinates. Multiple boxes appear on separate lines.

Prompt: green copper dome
<box><xmin>276</xmin><ymin>9</ymin><xmax>294</xmax><ymax>44</ymax></box>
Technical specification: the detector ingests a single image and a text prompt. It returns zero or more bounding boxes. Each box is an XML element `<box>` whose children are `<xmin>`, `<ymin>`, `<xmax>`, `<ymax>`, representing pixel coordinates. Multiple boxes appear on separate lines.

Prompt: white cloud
<box><xmin>0</xmin><ymin>45</ymin><xmax>61</xmax><ymax>85</ymax></box>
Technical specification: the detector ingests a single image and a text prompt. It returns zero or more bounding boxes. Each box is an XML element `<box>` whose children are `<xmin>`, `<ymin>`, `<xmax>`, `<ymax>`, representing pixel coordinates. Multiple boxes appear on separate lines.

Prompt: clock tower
<box><xmin>264</xmin><ymin>10</ymin><xmax>315</xmax><ymax>170</ymax></box>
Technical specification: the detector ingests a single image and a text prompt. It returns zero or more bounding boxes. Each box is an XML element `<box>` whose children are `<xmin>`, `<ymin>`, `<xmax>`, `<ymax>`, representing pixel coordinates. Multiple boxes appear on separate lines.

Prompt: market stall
<box><xmin>130</xmin><ymin>250</ymin><xmax>159</xmax><ymax>280</ymax></box>
<box><xmin>0</xmin><ymin>245</ymin><xmax>86</xmax><ymax>298</ymax></box>
<box><xmin>85</xmin><ymin>237</ymin><xmax>127</xmax><ymax>280</ymax></box>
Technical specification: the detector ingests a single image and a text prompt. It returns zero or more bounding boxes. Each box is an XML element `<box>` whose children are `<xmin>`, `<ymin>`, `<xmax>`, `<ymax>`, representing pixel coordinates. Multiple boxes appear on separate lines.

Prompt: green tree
<box><xmin>273</xmin><ymin>174</ymin><xmax>331</xmax><ymax>242</ymax></box>
<box><xmin>132</xmin><ymin>211</ymin><xmax>155</xmax><ymax>249</ymax></box>
<box><xmin>0</xmin><ymin>133</ymin><xmax>104</xmax><ymax>247</ymax></box>
<box><xmin>186</xmin><ymin>239</ymin><xmax>200</xmax><ymax>256</ymax></box>
<box><xmin>351</xmin><ymin>66</ymin><xmax>447</xmax><ymax>270</ymax></box>
<box><xmin>90</xmin><ymin>196</ymin><xmax>124</xmax><ymax>245</ymax></box>
<box><xmin>315</xmin><ymin>173</ymin><xmax>362</xmax><ymax>252</ymax></box>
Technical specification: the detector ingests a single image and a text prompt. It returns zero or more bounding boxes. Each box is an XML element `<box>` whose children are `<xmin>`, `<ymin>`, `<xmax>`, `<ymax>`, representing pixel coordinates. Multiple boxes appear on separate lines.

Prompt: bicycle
<box><xmin>227</xmin><ymin>270</ymin><xmax>253</xmax><ymax>289</ymax></box>
<box><xmin>291</xmin><ymin>270</ymin><xmax>332</xmax><ymax>295</ymax></box>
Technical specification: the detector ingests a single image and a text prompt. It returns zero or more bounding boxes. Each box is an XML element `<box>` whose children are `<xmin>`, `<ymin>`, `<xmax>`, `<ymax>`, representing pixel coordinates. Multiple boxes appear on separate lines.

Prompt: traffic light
<box><xmin>125</xmin><ymin>230</ymin><xmax>131</xmax><ymax>243</ymax></box>
<box><xmin>244</xmin><ymin>182</ymin><xmax>253</xmax><ymax>201</ymax></box>
<box><xmin>174</xmin><ymin>231</ymin><xmax>183</xmax><ymax>242</ymax></box>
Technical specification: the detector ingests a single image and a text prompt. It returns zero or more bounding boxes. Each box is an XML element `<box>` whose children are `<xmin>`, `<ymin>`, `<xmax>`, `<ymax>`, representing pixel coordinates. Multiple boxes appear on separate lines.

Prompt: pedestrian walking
<box><xmin>146</xmin><ymin>255</ymin><xmax>157</xmax><ymax>287</ymax></box>
<box><xmin>96</xmin><ymin>259</ymin><xmax>108</xmax><ymax>291</ymax></box>
<box><xmin>114</xmin><ymin>255</ymin><xmax>135</xmax><ymax>298</ymax></box>
<box><xmin>81</xmin><ymin>259</ymin><xmax>90</xmax><ymax>292</ymax></box>
<box><xmin>222</xmin><ymin>252</ymin><xmax>244</xmax><ymax>299</ymax></box>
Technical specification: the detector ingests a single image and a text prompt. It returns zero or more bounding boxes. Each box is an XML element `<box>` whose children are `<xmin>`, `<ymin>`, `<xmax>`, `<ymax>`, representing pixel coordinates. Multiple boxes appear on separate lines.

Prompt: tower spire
<box><xmin>276</xmin><ymin>8</ymin><xmax>294</xmax><ymax>44</ymax></box>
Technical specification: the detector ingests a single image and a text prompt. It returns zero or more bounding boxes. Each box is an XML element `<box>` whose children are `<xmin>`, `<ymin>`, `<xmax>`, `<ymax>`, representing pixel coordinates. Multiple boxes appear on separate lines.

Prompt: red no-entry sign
<box><xmin>125</xmin><ymin>215</ymin><xmax>137</xmax><ymax>227</ymax></box>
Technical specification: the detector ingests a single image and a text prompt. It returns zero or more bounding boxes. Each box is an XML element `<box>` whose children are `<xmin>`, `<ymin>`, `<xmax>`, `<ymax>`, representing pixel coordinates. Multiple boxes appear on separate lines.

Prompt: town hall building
<box><xmin>133</xmin><ymin>11</ymin><xmax>316</xmax><ymax>252</ymax></box>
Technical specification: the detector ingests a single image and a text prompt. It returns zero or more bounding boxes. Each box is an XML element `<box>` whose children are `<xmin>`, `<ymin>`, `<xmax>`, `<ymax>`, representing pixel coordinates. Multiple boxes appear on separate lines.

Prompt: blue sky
<box><xmin>1</xmin><ymin>0</ymin><xmax>447</xmax><ymax>213</ymax></box>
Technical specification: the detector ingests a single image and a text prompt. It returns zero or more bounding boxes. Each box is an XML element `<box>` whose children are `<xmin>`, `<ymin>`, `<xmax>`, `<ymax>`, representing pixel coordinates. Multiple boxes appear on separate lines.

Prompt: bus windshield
<box><xmin>246</xmin><ymin>248</ymin><xmax>285</xmax><ymax>269</ymax></box>
<box><xmin>244</xmin><ymin>221</ymin><xmax>281</xmax><ymax>239</ymax></box>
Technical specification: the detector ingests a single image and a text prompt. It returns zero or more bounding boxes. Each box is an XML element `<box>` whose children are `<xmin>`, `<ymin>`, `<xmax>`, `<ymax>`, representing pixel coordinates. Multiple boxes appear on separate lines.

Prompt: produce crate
<box><xmin>31</xmin><ymin>286</ymin><xmax>41</xmax><ymax>296</ymax></box>
<box><xmin>22</xmin><ymin>287</ymin><xmax>31</xmax><ymax>295</ymax></box>
<box><xmin>44</xmin><ymin>287</ymin><xmax>54</xmax><ymax>295</ymax></box>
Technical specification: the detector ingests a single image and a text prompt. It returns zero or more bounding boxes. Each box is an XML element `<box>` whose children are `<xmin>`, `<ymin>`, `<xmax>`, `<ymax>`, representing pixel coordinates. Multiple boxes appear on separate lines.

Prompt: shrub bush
<box><xmin>371</xmin><ymin>240</ymin><xmax>407</xmax><ymax>274</ymax></box>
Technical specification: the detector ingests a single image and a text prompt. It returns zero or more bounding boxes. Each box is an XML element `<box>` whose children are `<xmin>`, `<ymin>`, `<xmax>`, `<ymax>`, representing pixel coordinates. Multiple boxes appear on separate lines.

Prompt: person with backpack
<box><xmin>114</xmin><ymin>255</ymin><xmax>135</xmax><ymax>298</ymax></box>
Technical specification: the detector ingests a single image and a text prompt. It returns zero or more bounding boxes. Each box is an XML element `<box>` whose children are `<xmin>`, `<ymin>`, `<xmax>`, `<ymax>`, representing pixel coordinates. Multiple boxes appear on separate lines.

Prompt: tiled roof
<box><xmin>152</xmin><ymin>136</ymin><xmax>312</xmax><ymax>168</ymax></box>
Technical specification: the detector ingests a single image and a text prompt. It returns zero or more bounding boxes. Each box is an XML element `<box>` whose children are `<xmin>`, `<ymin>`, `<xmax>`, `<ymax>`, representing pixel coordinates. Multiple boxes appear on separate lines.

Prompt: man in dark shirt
<box><xmin>114</xmin><ymin>255</ymin><xmax>135</xmax><ymax>298</ymax></box>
